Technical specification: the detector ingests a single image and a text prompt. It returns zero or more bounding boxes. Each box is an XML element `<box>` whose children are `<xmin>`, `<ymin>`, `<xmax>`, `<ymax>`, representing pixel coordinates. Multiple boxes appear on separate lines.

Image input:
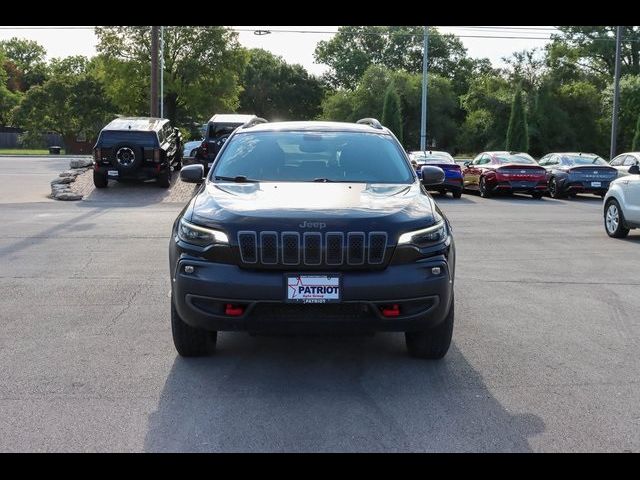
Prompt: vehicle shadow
<box><xmin>144</xmin><ymin>336</ymin><xmax>544</xmax><ymax>452</ymax></box>
<box><xmin>80</xmin><ymin>173</ymin><xmax>200</xmax><ymax>207</ymax></box>
<box><xmin>428</xmin><ymin>192</ymin><xmax>476</xmax><ymax>204</ymax></box>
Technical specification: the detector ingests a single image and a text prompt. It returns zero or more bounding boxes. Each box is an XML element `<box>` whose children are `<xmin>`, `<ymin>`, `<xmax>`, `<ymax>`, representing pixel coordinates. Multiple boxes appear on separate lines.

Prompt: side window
<box><xmin>550</xmin><ymin>155</ymin><xmax>559</xmax><ymax>166</ymax></box>
<box><xmin>539</xmin><ymin>155</ymin><xmax>548</xmax><ymax>166</ymax></box>
<box><xmin>623</xmin><ymin>155</ymin><xmax>637</xmax><ymax>166</ymax></box>
<box><xmin>481</xmin><ymin>154</ymin><xmax>491</xmax><ymax>165</ymax></box>
<box><xmin>472</xmin><ymin>154</ymin><xmax>483</xmax><ymax>165</ymax></box>
<box><xmin>157</xmin><ymin>127</ymin><xmax>165</xmax><ymax>145</ymax></box>
<box><xmin>610</xmin><ymin>155</ymin><xmax>625</xmax><ymax>166</ymax></box>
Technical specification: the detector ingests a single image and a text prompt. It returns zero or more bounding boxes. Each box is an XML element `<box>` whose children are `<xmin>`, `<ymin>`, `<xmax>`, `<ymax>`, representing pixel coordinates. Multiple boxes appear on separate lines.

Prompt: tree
<box><xmin>238</xmin><ymin>49</ymin><xmax>324</xmax><ymax>120</ymax></box>
<box><xmin>11</xmin><ymin>56</ymin><xmax>116</xmax><ymax>147</ymax></box>
<box><xmin>458</xmin><ymin>74</ymin><xmax>513</xmax><ymax>152</ymax></box>
<box><xmin>602</xmin><ymin>74</ymin><xmax>640</xmax><ymax>152</ymax></box>
<box><xmin>505</xmin><ymin>86</ymin><xmax>529</xmax><ymax>152</ymax></box>
<box><xmin>633</xmin><ymin>112</ymin><xmax>640</xmax><ymax>150</ymax></box>
<box><xmin>319</xmin><ymin>65</ymin><xmax>459</xmax><ymax>151</ymax></box>
<box><xmin>0</xmin><ymin>50</ymin><xmax>21</xmax><ymax>126</ymax></box>
<box><xmin>381</xmin><ymin>83</ymin><xmax>402</xmax><ymax>143</ymax></box>
<box><xmin>549</xmin><ymin>26</ymin><xmax>640</xmax><ymax>79</ymax></box>
<box><xmin>314</xmin><ymin>26</ymin><xmax>468</xmax><ymax>90</ymax></box>
<box><xmin>0</xmin><ymin>37</ymin><xmax>48</xmax><ymax>91</ymax></box>
<box><xmin>94</xmin><ymin>26</ymin><xmax>247</xmax><ymax>125</ymax></box>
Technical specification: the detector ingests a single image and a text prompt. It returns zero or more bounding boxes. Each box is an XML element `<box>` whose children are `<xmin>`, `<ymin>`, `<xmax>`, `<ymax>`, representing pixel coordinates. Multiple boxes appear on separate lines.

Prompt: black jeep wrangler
<box><xmin>194</xmin><ymin>114</ymin><xmax>264</xmax><ymax>173</ymax></box>
<box><xmin>170</xmin><ymin>118</ymin><xmax>455</xmax><ymax>359</ymax></box>
<box><xmin>93</xmin><ymin>117</ymin><xmax>182</xmax><ymax>188</ymax></box>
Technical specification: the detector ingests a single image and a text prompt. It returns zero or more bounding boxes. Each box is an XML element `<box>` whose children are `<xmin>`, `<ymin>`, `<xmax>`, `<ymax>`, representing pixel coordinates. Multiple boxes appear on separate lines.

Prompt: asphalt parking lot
<box><xmin>0</xmin><ymin>157</ymin><xmax>638</xmax><ymax>452</ymax></box>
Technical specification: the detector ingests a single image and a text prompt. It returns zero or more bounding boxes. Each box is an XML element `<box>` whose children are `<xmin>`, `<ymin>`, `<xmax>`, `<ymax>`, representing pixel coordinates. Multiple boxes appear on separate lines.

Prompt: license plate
<box><xmin>591</xmin><ymin>181</ymin><xmax>601</xmax><ymax>187</ymax></box>
<box><xmin>107</xmin><ymin>170</ymin><xmax>118</xmax><ymax>177</ymax></box>
<box><xmin>285</xmin><ymin>274</ymin><xmax>341</xmax><ymax>303</ymax></box>
<box><xmin>207</xmin><ymin>162</ymin><xmax>213</xmax><ymax>168</ymax></box>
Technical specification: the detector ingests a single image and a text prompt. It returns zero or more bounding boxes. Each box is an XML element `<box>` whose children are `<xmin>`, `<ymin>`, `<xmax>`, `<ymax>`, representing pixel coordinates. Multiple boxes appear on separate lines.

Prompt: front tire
<box><xmin>604</xmin><ymin>199</ymin><xmax>630</xmax><ymax>238</ymax></box>
<box><xmin>93</xmin><ymin>170</ymin><xmax>108</xmax><ymax>188</ymax></box>
<box><xmin>171</xmin><ymin>297</ymin><xmax>217</xmax><ymax>357</ymax></box>
<box><xmin>405</xmin><ymin>293</ymin><xmax>454</xmax><ymax>359</ymax></box>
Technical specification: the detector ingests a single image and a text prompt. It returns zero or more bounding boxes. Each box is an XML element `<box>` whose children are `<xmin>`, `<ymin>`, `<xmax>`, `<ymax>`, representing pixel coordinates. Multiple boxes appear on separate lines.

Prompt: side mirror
<box><xmin>628</xmin><ymin>165</ymin><xmax>640</xmax><ymax>175</ymax></box>
<box><xmin>463</xmin><ymin>161</ymin><xmax>471</xmax><ymax>167</ymax></box>
<box><xmin>420</xmin><ymin>165</ymin><xmax>445</xmax><ymax>186</ymax></box>
<box><xmin>180</xmin><ymin>164</ymin><xmax>204</xmax><ymax>184</ymax></box>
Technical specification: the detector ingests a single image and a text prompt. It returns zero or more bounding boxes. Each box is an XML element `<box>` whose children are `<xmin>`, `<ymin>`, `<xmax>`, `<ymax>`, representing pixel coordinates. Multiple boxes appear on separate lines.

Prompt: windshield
<box><xmin>562</xmin><ymin>155</ymin><xmax>608</xmax><ymax>166</ymax></box>
<box><xmin>99</xmin><ymin>131</ymin><xmax>158</xmax><ymax>147</ymax></box>
<box><xmin>211</xmin><ymin>131</ymin><xmax>414</xmax><ymax>183</ymax></box>
<box><xmin>495</xmin><ymin>155</ymin><xmax>537</xmax><ymax>165</ymax></box>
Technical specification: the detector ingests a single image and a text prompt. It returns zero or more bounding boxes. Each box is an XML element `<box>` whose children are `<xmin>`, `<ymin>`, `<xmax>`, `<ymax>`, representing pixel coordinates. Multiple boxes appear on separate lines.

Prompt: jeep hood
<box><xmin>188</xmin><ymin>181</ymin><xmax>439</xmax><ymax>235</ymax></box>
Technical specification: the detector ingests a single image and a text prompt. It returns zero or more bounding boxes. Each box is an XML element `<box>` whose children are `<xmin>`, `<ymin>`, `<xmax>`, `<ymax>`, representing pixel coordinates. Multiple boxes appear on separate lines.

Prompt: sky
<box><xmin>0</xmin><ymin>26</ymin><xmax>560</xmax><ymax>76</ymax></box>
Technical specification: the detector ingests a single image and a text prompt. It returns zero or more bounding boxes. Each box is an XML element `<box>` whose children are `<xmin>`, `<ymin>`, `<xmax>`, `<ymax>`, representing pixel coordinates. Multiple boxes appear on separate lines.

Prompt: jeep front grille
<box><xmin>237</xmin><ymin>231</ymin><xmax>388</xmax><ymax>267</ymax></box>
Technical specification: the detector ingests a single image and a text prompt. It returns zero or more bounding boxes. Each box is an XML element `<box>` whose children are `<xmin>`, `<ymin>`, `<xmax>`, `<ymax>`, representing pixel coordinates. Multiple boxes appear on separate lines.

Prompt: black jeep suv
<box><xmin>93</xmin><ymin>117</ymin><xmax>182</xmax><ymax>188</ymax></box>
<box><xmin>194</xmin><ymin>114</ymin><xmax>264</xmax><ymax>173</ymax></box>
<box><xmin>169</xmin><ymin>118</ymin><xmax>455</xmax><ymax>359</ymax></box>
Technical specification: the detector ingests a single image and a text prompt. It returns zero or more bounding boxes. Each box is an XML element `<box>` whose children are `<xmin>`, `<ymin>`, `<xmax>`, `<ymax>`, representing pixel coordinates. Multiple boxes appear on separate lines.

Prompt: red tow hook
<box><xmin>381</xmin><ymin>304</ymin><xmax>400</xmax><ymax>317</ymax></box>
<box><xmin>225</xmin><ymin>304</ymin><xmax>244</xmax><ymax>316</ymax></box>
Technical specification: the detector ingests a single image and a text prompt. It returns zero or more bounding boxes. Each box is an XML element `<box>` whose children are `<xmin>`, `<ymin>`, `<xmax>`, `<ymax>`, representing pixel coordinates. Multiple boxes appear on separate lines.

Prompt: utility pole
<box><xmin>150</xmin><ymin>26</ymin><xmax>159</xmax><ymax>117</ymax></box>
<box><xmin>420</xmin><ymin>26</ymin><xmax>429</xmax><ymax>151</ymax></box>
<box><xmin>160</xmin><ymin>26</ymin><xmax>164</xmax><ymax>118</ymax></box>
<box><xmin>610</xmin><ymin>26</ymin><xmax>622</xmax><ymax>159</ymax></box>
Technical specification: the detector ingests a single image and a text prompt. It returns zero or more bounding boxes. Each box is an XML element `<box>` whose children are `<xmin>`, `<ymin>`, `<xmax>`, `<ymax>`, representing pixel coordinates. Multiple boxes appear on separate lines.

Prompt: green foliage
<box><xmin>505</xmin><ymin>86</ymin><xmax>529</xmax><ymax>152</ymax></box>
<box><xmin>458</xmin><ymin>75</ymin><xmax>513</xmax><ymax>152</ymax></box>
<box><xmin>320</xmin><ymin>65</ymin><xmax>459</xmax><ymax>150</ymax></box>
<box><xmin>0</xmin><ymin>37</ymin><xmax>48</xmax><ymax>91</ymax></box>
<box><xmin>549</xmin><ymin>27</ymin><xmax>640</xmax><ymax>79</ymax></box>
<box><xmin>94</xmin><ymin>26</ymin><xmax>247</xmax><ymax>124</ymax></box>
<box><xmin>602</xmin><ymin>75</ymin><xmax>640</xmax><ymax>152</ymax></box>
<box><xmin>633</xmin><ymin>113</ymin><xmax>640</xmax><ymax>150</ymax></box>
<box><xmin>239</xmin><ymin>49</ymin><xmax>325</xmax><ymax>120</ymax></box>
<box><xmin>314</xmin><ymin>26</ymin><xmax>467</xmax><ymax>90</ymax></box>
<box><xmin>11</xmin><ymin>57</ymin><xmax>116</xmax><ymax>142</ymax></box>
<box><xmin>0</xmin><ymin>50</ymin><xmax>22</xmax><ymax>126</ymax></box>
<box><xmin>381</xmin><ymin>83</ymin><xmax>403</xmax><ymax>143</ymax></box>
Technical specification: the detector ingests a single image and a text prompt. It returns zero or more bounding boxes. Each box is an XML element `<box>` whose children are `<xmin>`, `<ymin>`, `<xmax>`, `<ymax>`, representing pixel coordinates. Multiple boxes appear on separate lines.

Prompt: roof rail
<box><xmin>241</xmin><ymin>117</ymin><xmax>269</xmax><ymax>129</ymax></box>
<box><xmin>356</xmin><ymin>118</ymin><xmax>383</xmax><ymax>129</ymax></box>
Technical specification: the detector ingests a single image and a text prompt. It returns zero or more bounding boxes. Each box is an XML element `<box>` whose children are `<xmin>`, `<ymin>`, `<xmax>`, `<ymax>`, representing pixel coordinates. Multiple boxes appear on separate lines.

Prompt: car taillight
<box><xmin>153</xmin><ymin>148</ymin><xmax>161</xmax><ymax>163</ymax></box>
<box><xmin>225</xmin><ymin>304</ymin><xmax>244</xmax><ymax>316</ymax></box>
<box><xmin>381</xmin><ymin>304</ymin><xmax>400</xmax><ymax>318</ymax></box>
<box><xmin>199</xmin><ymin>140</ymin><xmax>208</xmax><ymax>156</ymax></box>
<box><xmin>94</xmin><ymin>148</ymin><xmax>101</xmax><ymax>161</ymax></box>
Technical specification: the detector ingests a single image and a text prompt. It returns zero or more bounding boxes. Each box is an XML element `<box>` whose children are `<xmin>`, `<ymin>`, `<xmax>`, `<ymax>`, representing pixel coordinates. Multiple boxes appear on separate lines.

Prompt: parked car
<box><xmin>93</xmin><ymin>117</ymin><xmax>182</xmax><ymax>188</ymax></box>
<box><xmin>183</xmin><ymin>140</ymin><xmax>202</xmax><ymax>160</ymax></box>
<box><xmin>408</xmin><ymin>150</ymin><xmax>463</xmax><ymax>199</ymax></box>
<box><xmin>462</xmin><ymin>151</ymin><xmax>547</xmax><ymax>198</ymax></box>
<box><xmin>194</xmin><ymin>114</ymin><xmax>264</xmax><ymax>173</ymax></box>
<box><xmin>170</xmin><ymin>118</ymin><xmax>456</xmax><ymax>359</ymax></box>
<box><xmin>609</xmin><ymin>152</ymin><xmax>640</xmax><ymax>177</ymax></box>
<box><xmin>538</xmin><ymin>152</ymin><xmax>618</xmax><ymax>199</ymax></box>
<box><xmin>603</xmin><ymin>164</ymin><xmax>640</xmax><ymax>237</ymax></box>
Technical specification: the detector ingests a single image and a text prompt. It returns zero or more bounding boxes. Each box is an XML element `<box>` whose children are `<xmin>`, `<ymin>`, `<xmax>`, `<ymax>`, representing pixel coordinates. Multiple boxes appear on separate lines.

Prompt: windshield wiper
<box><xmin>214</xmin><ymin>175</ymin><xmax>258</xmax><ymax>183</ymax></box>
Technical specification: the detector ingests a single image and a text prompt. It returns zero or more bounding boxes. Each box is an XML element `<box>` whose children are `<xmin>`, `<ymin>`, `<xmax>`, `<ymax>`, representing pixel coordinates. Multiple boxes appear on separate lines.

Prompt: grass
<box><xmin>0</xmin><ymin>149</ymin><xmax>66</xmax><ymax>155</ymax></box>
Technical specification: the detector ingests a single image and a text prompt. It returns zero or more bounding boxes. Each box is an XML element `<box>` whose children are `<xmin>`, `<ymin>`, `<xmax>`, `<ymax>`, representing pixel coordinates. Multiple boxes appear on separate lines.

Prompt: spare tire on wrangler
<box><xmin>111</xmin><ymin>143</ymin><xmax>143</xmax><ymax>171</ymax></box>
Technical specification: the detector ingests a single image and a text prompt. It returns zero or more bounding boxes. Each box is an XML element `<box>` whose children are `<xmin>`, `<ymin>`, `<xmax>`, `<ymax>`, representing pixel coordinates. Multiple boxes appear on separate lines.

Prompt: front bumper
<box><xmin>172</xmin><ymin>257</ymin><xmax>453</xmax><ymax>333</ymax></box>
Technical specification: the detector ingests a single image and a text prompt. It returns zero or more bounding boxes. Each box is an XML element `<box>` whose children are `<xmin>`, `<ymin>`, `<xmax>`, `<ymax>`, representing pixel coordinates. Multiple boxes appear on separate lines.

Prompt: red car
<box><xmin>462</xmin><ymin>151</ymin><xmax>547</xmax><ymax>199</ymax></box>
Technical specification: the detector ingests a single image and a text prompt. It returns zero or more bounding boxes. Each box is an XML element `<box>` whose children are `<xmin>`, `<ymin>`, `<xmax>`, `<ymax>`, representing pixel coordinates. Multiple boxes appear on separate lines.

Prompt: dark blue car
<box><xmin>538</xmin><ymin>152</ymin><xmax>618</xmax><ymax>199</ymax></box>
<box><xmin>409</xmin><ymin>151</ymin><xmax>463</xmax><ymax>199</ymax></box>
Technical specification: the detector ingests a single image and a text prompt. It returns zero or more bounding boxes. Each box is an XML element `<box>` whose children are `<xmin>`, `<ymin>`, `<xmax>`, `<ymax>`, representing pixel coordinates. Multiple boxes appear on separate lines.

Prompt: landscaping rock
<box><xmin>70</xmin><ymin>158</ymin><xmax>93</xmax><ymax>169</ymax></box>
<box><xmin>54</xmin><ymin>191</ymin><xmax>83</xmax><ymax>201</ymax></box>
<box><xmin>59</xmin><ymin>170</ymin><xmax>84</xmax><ymax>178</ymax></box>
<box><xmin>51</xmin><ymin>176</ymin><xmax>75</xmax><ymax>185</ymax></box>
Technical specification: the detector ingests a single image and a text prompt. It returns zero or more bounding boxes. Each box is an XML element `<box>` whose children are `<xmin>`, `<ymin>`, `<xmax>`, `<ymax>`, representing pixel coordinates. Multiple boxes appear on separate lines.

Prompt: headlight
<box><xmin>177</xmin><ymin>218</ymin><xmax>228</xmax><ymax>247</ymax></box>
<box><xmin>398</xmin><ymin>220</ymin><xmax>447</xmax><ymax>247</ymax></box>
